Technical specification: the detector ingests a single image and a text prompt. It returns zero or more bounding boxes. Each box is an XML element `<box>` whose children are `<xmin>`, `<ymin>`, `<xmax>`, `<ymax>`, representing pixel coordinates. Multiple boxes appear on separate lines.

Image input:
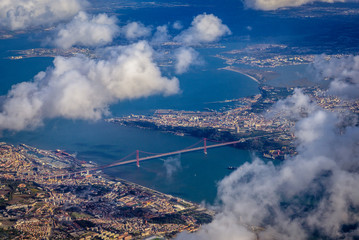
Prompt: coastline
<box><xmin>219</xmin><ymin>66</ymin><xmax>260</xmax><ymax>84</ymax></box>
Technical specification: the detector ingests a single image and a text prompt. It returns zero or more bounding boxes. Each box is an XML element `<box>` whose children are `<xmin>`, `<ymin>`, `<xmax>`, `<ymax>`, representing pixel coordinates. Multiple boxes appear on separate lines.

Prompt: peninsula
<box><xmin>108</xmin><ymin>85</ymin><xmax>359</xmax><ymax>160</ymax></box>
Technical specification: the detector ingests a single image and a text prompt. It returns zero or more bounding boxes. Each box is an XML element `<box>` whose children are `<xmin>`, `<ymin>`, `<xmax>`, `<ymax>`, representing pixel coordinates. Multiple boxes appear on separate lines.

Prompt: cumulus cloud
<box><xmin>174</xmin><ymin>13</ymin><xmax>231</xmax><ymax>45</ymax></box>
<box><xmin>312</xmin><ymin>54</ymin><xmax>359</xmax><ymax>99</ymax></box>
<box><xmin>52</xmin><ymin>12</ymin><xmax>119</xmax><ymax>49</ymax></box>
<box><xmin>244</xmin><ymin>0</ymin><xmax>355</xmax><ymax>11</ymax></box>
<box><xmin>178</xmin><ymin>90</ymin><xmax>359</xmax><ymax>239</ymax></box>
<box><xmin>121</xmin><ymin>22</ymin><xmax>152</xmax><ymax>40</ymax></box>
<box><xmin>0</xmin><ymin>0</ymin><xmax>87</xmax><ymax>30</ymax></box>
<box><xmin>174</xmin><ymin>47</ymin><xmax>200</xmax><ymax>74</ymax></box>
<box><xmin>0</xmin><ymin>41</ymin><xmax>179</xmax><ymax>131</ymax></box>
<box><xmin>269</xmin><ymin>88</ymin><xmax>316</xmax><ymax>120</ymax></box>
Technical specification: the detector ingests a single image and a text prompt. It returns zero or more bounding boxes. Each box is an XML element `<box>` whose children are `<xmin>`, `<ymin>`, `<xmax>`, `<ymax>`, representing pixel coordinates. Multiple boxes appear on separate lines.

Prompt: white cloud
<box><xmin>151</xmin><ymin>25</ymin><xmax>171</xmax><ymax>45</ymax></box>
<box><xmin>121</xmin><ymin>22</ymin><xmax>152</xmax><ymax>40</ymax></box>
<box><xmin>269</xmin><ymin>88</ymin><xmax>316</xmax><ymax>120</ymax></box>
<box><xmin>174</xmin><ymin>13</ymin><xmax>231</xmax><ymax>45</ymax></box>
<box><xmin>53</xmin><ymin>12</ymin><xmax>119</xmax><ymax>49</ymax></box>
<box><xmin>312</xmin><ymin>54</ymin><xmax>359</xmax><ymax>99</ymax></box>
<box><xmin>174</xmin><ymin>47</ymin><xmax>200</xmax><ymax>74</ymax></box>
<box><xmin>244</xmin><ymin>0</ymin><xmax>357</xmax><ymax>11</ymax></box>
<box><xmin>0</xmin><ymin>0</ymin><xmax>87</xmax><ymax>30</ymax></box>
<box><xmin>178</xmin><ymin>91</ymin><xmax>359</xmax><ymax>239</ymax></box>
<box><xmin>0</xmin><ymin>41</ymin><xmax>179</xmax><ymax>131</ymax></box>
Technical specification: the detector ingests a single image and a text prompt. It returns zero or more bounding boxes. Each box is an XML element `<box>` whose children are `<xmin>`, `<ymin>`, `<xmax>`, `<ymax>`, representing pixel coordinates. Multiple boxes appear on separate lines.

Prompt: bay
<box><xmin>1</xmin><ymin>66</ymin><xmax>258</xmax><ymax>203</ymax></box>
<box><xmin>0</xmin><ymin>3</ymin><xmax>261</xmax><ymax>204</ymax></box>
<box><xmin>0</xmin><ymin>57</ymin><xmax>259</xmax><ymax>204</ymax></box>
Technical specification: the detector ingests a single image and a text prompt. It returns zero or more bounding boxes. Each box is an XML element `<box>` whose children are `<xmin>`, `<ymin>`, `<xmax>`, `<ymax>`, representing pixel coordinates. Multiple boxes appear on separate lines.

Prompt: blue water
<box><xmin>4</xmin><ymin>0</ymin><xmax>356</xmax><ymax>204</ymax></box>
<box><xmin>111</xmin><ymin>62</ymin><xmax>259</xmax><ymax>115</ymax></box>
<box><xmin>1</xmin><ymin>98</ymin><xmax>256</xmax><ymax>204</ymax></box>
<box><xmin>0</xmin><ymin>54</ymin><xmax>258</xmax><ymax>203</ymax></box>
<box><xmin>2</xmin><ymin>119</ymin><xmax>254</xmax><ymax>203</ymax></box>
<box><xmin>0</xmin><ymin>35</ymin><xmax>259</xmax><ymax>205</ymax></box>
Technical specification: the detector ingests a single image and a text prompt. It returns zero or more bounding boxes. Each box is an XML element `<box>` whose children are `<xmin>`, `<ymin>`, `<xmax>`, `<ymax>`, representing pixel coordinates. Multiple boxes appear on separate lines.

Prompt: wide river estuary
<box><xmin>0</xmin><ymin>37</ymin><xmax>260</xmax><ymax>204</ymax></box>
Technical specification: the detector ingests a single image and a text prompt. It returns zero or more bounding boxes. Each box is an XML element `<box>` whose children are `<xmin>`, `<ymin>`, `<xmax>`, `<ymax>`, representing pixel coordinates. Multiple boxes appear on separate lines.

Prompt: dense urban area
<box><xmin>4</xmin><ymin>42</ymin><xmax>359</xmax><ymax>239</ymax></box>
<box><xmin>214</xmin><ymin>44</ymin><xmax>352</xmax><ymax>68</ymax></box>
<box><xmin>0</xmin><ymin>143</ymin><xmax>214</xmax><ymax>239</ymax></box>
<box><xmin>109</xmin><ymin>85</ymin><xmax>359</xmax><ymax>160</ymax></box>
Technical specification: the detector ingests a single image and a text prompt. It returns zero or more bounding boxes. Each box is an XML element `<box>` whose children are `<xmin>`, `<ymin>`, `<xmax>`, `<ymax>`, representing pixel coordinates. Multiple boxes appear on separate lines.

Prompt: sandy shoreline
<box><xmin>219</xmin><ymin>66</ymin><xmax>260</xmax><ymax>84</ymax></box>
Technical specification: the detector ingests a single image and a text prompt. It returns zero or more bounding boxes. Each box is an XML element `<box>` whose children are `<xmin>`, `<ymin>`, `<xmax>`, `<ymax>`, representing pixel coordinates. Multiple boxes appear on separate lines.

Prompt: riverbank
<box><xmin>109</xmin><ymin>118</ymin><xmax>290</xmax><ymax>161</ymax></box>
<box><xmin>0</xmin><ymin>142</ymin><xmax>215</xmax><ymax>239</ymax></box>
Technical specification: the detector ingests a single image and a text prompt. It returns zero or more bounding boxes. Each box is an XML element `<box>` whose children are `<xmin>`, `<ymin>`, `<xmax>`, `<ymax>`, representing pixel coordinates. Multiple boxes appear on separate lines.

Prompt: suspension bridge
<box><xmin>25</xmin><ymin>136</ymin><xmax>265</xmax><ymax>181</ymax></box>
<box><xmin>95</xmin><ymin>138</ymin><xmax>244</xmax><ymax>170</ymax></box>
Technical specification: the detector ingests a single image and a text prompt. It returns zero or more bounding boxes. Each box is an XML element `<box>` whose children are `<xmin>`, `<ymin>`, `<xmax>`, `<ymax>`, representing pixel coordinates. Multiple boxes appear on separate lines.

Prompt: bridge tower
<box><xmin>204</xmin><ymin>138</ymin><xmax>207</xmax><ymax>155</ymax></box>
<box><xmin>136</xmin><ymin>150</ymin><xmax>140</xmax><ymax>167</ymax></box>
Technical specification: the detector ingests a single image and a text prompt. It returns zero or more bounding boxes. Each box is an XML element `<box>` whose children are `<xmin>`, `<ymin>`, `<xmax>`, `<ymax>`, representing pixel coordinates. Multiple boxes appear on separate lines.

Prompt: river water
<box><xmin>0</xmin><ymin>51</ymin><xmax>260</xmax><ymax>204</ymax></box>
<box><xmin>0</xmin><ymin>1</ymin><xmax>264</xmax><ymax>204</ymax></box>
